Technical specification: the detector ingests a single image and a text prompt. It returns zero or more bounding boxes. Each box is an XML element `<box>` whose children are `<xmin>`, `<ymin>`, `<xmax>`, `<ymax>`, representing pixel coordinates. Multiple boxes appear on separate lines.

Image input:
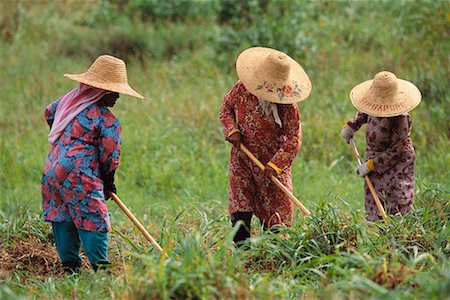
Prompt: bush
<box><xmin>128</xmin><ymin>0</ymin><xmax>220</xmax><ymax>22</ymax></box>
<box><xmin>213</xmin><ymin>0</ymin><xmax>320</xmax><ymax>68</ymax></box>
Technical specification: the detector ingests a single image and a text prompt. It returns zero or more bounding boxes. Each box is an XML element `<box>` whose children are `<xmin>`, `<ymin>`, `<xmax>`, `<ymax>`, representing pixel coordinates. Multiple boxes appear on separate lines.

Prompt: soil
<box><xmin>0</xmin><ymin>234</ymin><xmax>123</xmax><ymax>280</ymax></box>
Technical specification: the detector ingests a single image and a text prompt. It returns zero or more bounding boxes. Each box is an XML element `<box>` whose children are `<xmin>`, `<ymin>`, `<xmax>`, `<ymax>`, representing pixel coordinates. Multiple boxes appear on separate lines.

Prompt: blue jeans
<box><xmin>52</xmin><ymin>221</ymin><xmax>109</xmax><ymax>267</ymax></box>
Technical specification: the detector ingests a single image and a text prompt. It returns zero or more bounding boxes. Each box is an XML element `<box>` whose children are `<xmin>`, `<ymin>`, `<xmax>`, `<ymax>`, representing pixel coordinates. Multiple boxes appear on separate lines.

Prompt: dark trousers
<box><xmin>231</xmin><ymin>212</ymin><xmax>282</xmax><ymax>248</ymax></box>
<box><xmin>230</xmin><ymin>212</ymin><xmax>252</xmax><ymax>248</ymax></box>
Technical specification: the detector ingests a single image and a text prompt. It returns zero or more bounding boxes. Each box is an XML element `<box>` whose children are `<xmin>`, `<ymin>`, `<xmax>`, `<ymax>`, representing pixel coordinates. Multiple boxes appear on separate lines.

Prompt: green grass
<box><xmin>1</xmin><ymin>0</ymin><xmax>449</xmax><ymax>299</ymax></box>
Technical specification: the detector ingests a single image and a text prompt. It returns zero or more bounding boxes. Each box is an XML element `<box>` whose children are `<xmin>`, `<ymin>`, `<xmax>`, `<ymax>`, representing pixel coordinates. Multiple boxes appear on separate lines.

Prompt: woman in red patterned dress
<box><xmin>340</xmin><ymin>71</ymin><xmax>421</xmax><ymax>221</ymax></box>
<box><xmin>219</xmin><ymin>47</ymin><xmax>312</xmax><ymax>247</ymax></box>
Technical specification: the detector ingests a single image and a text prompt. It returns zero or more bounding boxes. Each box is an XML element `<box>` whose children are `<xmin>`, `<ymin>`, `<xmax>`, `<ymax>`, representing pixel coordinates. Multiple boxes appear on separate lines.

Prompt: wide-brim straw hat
<box><xmin>236</xmin><ymin>47</ymin><xmax>312</xmax><ymax>104</ymax></box>
<box><xmin>350</xmin><ymin>71</ymin><xmax>421</xmax><ymax>117</ymax></box>
<box><xmin>64</xmin><ymin>55</ymin><xmax>144</xmax><ymax>99</ymax></box>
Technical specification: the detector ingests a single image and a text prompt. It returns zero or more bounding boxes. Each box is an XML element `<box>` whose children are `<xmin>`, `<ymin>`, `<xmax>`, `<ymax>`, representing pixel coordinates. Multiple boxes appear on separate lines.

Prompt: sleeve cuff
<box><xmin>267</xmin><ymin>162</ymin><xmax>283</xmax><ymax>175</ymax></box>
<box><xmin>227</xmin><ymin>129</ymin><xmax>240</xmax><ymax>138</ymax></box>
<box><xmin>367</xmin><ymin>159</ymin><xmax>376</xmax><ymax>171</ymax></box>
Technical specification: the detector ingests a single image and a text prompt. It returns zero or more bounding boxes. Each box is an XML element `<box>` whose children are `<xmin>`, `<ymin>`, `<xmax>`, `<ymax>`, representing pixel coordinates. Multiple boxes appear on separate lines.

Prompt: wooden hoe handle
<box><xmin>239</xmin><ymin>144</ymin><xmax>311</xmax><ymax>216</ymax></box>
<box><xmin>348</xmin><ymin>139</ymin><xmax>388</xmax><ymax>221</ymax></box>
<box><xmin>110</xmin><ymin>192</ymin><xmax>164</xmax><ymax>253</ymax></box>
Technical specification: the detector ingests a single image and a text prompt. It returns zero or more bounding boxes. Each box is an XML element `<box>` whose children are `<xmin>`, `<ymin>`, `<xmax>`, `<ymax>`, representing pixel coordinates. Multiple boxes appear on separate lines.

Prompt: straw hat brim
<box><xmin>236</xmin><ymin>47</ymin><xmax>312</xmax><ymax>104</ymax></box>
<box><xmin>350</xmin><ymin>79</ymin><xmax>421</xmax><ymax>117</ymax></box>
<box><xmin>64</xmin><ymin>73</ymin><xmax>144</xmax><ymax>99</ymax></box>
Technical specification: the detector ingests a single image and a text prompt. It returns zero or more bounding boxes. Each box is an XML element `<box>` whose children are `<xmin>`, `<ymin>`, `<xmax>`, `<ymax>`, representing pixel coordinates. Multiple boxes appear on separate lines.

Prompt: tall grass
<box><xmin>1</xmin><ymin>190</ymin><xmax>448</xmax><ymax>299</ymax></box>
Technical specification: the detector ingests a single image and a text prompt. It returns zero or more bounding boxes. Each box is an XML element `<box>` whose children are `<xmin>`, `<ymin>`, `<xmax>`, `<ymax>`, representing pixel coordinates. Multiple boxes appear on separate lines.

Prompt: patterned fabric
<box><xmin>48</xmin><ymin>83</ymin><xmax>109</xmax><ymax>144</ymax></box>
<box><xmin>347</xmin><ymin>112</ymin><xmax>415</xmax><ymax>221</ymax></box>
<box><xmin>42</xmin><ymin>99</ymin><xmax>122</xmax><ymax>232</ymax></box>
<box><xmin>219</xmin><ymin>81</ymin><xmax>302</xmax><ymax>226</ymax></box>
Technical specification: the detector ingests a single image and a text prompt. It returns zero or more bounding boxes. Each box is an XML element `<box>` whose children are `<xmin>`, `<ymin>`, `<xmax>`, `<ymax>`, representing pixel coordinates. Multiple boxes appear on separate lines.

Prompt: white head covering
<box><xmin>258</xmin><ymin>97</ymin><xmax>282</xmax><ymax>127</ymax></box>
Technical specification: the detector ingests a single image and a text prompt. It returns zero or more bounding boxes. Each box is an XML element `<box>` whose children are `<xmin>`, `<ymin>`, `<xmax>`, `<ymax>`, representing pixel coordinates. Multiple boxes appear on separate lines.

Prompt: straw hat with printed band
<box><xmin>236</xmin><ymin>47</ymin><xmax>312</xmax><ymax>104</ymax></box>
<box><xmin>350</xmin><ymin>71</ymin><xmax>421</xmax><ymax>117</ymax></box>
<box><xmin>64</xmin><ymin>55</ymin><xmax>144</xmax><ymax>99</ymax></box>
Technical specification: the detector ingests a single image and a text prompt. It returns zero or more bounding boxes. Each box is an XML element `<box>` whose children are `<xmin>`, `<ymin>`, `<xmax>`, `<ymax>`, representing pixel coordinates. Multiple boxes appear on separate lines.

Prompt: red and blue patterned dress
<box><xmin>219</xmin><ymin>81</ymin><xmax>302</xmax><ymax>225</ymax></box>
<box><xmin>41</xmin><ymin>100</ymin><xmax>122</xmax><ymax>232</ymax></box>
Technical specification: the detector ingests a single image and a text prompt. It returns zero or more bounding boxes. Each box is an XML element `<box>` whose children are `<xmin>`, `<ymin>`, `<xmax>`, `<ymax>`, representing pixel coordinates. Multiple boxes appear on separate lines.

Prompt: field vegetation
<box><xmin>0</xmin><ymin>0</ymin><xmax>449</xmax><ymax>299</ymax></box>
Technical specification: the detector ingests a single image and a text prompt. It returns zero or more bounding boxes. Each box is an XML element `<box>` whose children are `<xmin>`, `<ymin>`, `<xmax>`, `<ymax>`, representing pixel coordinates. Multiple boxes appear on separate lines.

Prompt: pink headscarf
<box><xmin>48</xmin><ymin>83</ymin><xmax>109</xmax><ymax>144</ymax></box>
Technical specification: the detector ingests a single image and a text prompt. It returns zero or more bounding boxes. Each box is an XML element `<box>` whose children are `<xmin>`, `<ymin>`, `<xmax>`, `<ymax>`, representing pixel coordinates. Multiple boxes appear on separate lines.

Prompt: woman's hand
<box><xmin>263</xmin><ymin>165</ymin><xmax>277</xmax><ymax>178</ymax></box>
<box><xmin>101</xmin><ymin>171</ymin><xmax>117</xmax><ymax>200</ymax></box>
<box><xmin>228</xmin><ymin>132</ymin><xmax>241</xmax><ymax>148</ymax></box>
<box><xmin>104</xmin><ymin>183</ymin><xmax>117</xmax><ymax>200</ymax></box>
<box><xmin>355</xmin><ymin>162</ymin><xmax>371</xmax><ymax>177</ymax></box>
<box><xmin>340</xmin><ymin>126</ymin><xmax>354</xmax><ymax>144</ymax></box>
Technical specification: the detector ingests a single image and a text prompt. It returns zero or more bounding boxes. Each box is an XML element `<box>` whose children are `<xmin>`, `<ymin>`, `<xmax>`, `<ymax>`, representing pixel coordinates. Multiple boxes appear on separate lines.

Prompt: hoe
<box><xmin>348</xmin><ymin>139</ymin><xmax>389</xmax><ymax>222</ymax></box>
<box><xmin>240</xmin><ymin>144</ymin><xmax>311</xmax><ymax>217</ymax></box>
<box><xmin>110</xmin><ymin>192</ymin><xmax>164</xmax><ymax>254</ymax></box>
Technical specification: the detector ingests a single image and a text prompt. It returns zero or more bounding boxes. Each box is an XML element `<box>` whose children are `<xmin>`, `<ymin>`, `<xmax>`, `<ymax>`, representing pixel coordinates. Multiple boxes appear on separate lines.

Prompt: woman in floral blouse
<box><xmin>341</xmin><ymin>71</ymin><xmax>421</xmax><ymax>221</ymax></box>
<box><xmin>42</xmin><ymin>55</ymin><xmax>144</xmax><ymax>272</ymax></box>
<box><xmin>219</xmin><ymin>47</ymin><xmax>312</xmax><ymax>247</ymax></box>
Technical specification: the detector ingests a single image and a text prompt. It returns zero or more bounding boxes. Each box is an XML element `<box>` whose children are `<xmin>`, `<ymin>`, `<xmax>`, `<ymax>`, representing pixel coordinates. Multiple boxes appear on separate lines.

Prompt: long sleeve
<box><xmin>371</xmin><ymin>115</ymin><xmax>411</xmax><ymax>174</ymax></box>
<box><xmin>219</xmin><ymin>81</ymin><xmax>241</xmax><ymax>139</ymax></box>
<box><xmin>44</xmin><ymin>100</ymin><xmax>60</xmax><ymax>128</ymax></box>
<box><xmin>268</xmin><ymin>104</ymin><xmax>302</xmax><ymax>173</ymax></box>
<box><xmin>98</xmin><ymin>112</ymin><xmax>122</xmax><ymax>175</ymax></box>
<box><xmin>346</xmin><ymin>111</ymin><xmax>368</xmax><ymax>132</ymax></box>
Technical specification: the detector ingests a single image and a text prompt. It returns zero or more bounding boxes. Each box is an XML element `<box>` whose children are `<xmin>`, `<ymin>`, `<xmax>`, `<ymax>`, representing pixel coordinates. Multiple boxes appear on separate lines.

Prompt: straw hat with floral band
<box><xmin>236</xmin><ymin>47</ymin><xmax>312</xmax><ymax>104</ymax></box>
<box><xmin>349</xmin><ymin>71</ymin><xmax>421</xmax><ymax>117</ymax></box>
<box><xmin>64</xmin><ymin>55</ymin><xmax>144</xmax><ymax>99</ymax></box>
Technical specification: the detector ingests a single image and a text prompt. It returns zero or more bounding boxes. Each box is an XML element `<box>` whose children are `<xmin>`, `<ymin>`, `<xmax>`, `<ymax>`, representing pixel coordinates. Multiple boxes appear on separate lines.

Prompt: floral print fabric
<box><xmin>42</xmin><ymin>99</ymin><xmax>122</xmax><ymax>232</ymax></box>
<box><xmin>256</xmin><ymin>80</ymin><xmax>302</xmax><ymax>102</ymax></box>
<box><xmin>347</xmin><ymin>112</ymin><xmax>415</xmax><ymax>221</ymax></box>
<box><xmin>219</xmin><ymin>81</ymin><xmax>302</xmax><ymax>225</ymax></box>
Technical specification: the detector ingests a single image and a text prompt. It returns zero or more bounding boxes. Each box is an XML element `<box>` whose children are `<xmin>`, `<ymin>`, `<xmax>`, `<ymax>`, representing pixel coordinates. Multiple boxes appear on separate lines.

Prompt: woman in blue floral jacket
<box><xmin>42</xmin><ymin>55</ymin><xmax>144</xmax><ymax>272</ymax></box>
